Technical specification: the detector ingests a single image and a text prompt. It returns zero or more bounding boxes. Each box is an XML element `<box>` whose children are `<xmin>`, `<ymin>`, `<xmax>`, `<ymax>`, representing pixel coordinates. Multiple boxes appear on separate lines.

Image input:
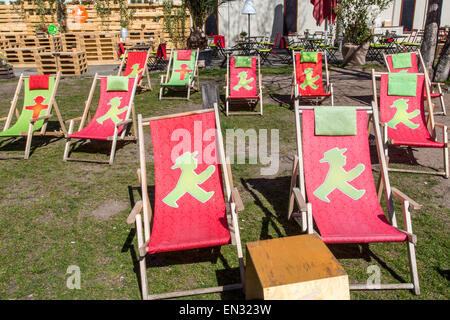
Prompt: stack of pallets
<box><xmin>4</xmin><ymin>46</ymin><xmax>44</xmax><ymax>67</ymax></box>
<box><xmin>37</xmin><ymin>51</ymin><xmax>88</xmax><ymax>76</ymax></box>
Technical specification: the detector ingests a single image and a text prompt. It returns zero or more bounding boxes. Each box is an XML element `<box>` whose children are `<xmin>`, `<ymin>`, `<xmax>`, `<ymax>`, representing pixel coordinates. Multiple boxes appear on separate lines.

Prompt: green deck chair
<box><xmin>159</xmin><ymin>48</ymin><xmax>200</xmax><ymax>100</ymax></box>
<box><xmin>0</xmin><ymin>73</ymin><xmax>66</xmax><ymax>159</ymax></box>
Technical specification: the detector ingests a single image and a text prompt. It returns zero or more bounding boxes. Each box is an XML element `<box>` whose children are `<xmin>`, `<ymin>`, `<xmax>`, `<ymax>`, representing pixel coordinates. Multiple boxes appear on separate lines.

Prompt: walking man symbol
<box><xmin>233</xmin><ymin>71</ymin><xmax>254</xmax><ymax>91</ymax></box>
<box><xmin>163</xmin><ymin>151</ymin><xmax>215</xmax><ymax>208</ymax></box>
<box><xmin>386</xmin><ymin>98</ymin><xmax>420</xmax><ymax>130</ymax></box>
<box><xmin>96</xmin><ymin>97</ymin><xmax>128</xmax><ymax>125</ymax></box>
<box><xmin>314</xmin><ymin>147</ymin><xmax>366</xmax><ymax>203</ymax></box>
<box><xmin>299</xmin><ymin>68</ymin><xmax>320</xmax><ymax>90</ymax></box>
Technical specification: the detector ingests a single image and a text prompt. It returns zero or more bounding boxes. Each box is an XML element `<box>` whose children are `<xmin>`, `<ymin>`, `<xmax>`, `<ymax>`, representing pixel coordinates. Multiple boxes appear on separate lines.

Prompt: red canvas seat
<box><xmin>225</xmin><ymin>55</ymin><xmax>263</xmax><ymax>115</ymax></box>
<box><xmin>63</xmin><ymin>74</ymin><xmax>139</xmax><ymax>165</ymax></box>
<box><xmin>147</xmin><ymin>111</ymin><xmax>231</xmax><ymax>254</ymax></box>
<box><xmin>292</xmin><ymin>51</ymin><xmax>333</xmax><ymax>105</ymax></box>
<box><xmin>301</xmin><ymin>110</ymin><xmax>406</xmax><ymax>244</ymax></box>
<box><xmin>126</xmin><ymin>105</ymin><xmax>245</xmax><ymax>299</ymax></box>
<box><xmin>288</xmin><ymin>103</ymin><xmax>421</xmax><ymax>294</ymax></box>
<box><xmin>373</xmin><ymin>71</ymin><xmax>448</xmax><ymax>177</ymax></box>
<box><xmin>70</xmin><ymin>77</ymin><xmax>135</xmax><ymax>141</ymax></box>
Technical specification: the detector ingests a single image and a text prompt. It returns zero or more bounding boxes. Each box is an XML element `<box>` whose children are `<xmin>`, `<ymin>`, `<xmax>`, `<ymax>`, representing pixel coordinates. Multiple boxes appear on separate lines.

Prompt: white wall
<box><xmin>217</xmin><ymin>0</ymin><xmax>450</xmax><ymax>46</ymax></box>
<box><xmin>218</xmin><ymin>0</ymin><xmax>285</xmax><ymax>47</ymax></box>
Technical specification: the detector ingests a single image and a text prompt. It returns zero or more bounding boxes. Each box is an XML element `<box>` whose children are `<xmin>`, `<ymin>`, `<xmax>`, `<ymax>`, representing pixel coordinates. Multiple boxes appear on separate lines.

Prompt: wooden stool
<box><xmin>245</xmin><ymin>234</ymin><xmax>350</xmax><ymax>300</ymax></box>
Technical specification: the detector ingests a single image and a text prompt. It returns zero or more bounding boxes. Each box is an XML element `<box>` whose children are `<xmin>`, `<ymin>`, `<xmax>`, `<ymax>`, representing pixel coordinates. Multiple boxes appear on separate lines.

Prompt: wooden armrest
<box><xmin>395</xmin><ymin>228</ymin><xmax>417</xmax><ymax>245</ymax></box>
<box><xmin>115</xmin><ymin>119</ymin><xmax>132</xmax><ymax>127</ymax></box>
<box><xmin>126</xmin><ymin>200</ymin><xmax>143</xmax><ymax>225</ymax></box>
<box><xmin>0</xmin><ymin>117</ymin><xmax>7</xmax><ymax>121</ymax></box>
<box><xmin>391</xmin><ymin>187</ymin><xmax>422</xmax><ymax>210</ymax></box>
<box><xmin>292</xmin><ymin>187</ymin><xmax>307</xmax><ymax>211</ymax></box>
<box><xmin>64</xmin><ymin>116</ymin><xmax>82</xmax><ymax>123</ymax></box>
<box><xmin>430</xmin><ymin>82</ymin><xmax>441</xmax><ymax>86</ymax></box>
<box><xmin>30</xmin><ymin>114</ymin><xmax>52</xmax><ymax>123</ymax></box>
<box><xmin>231</xmin><ymin>187</ymin><xmax>244</xmax><ymax>212</ymax></box>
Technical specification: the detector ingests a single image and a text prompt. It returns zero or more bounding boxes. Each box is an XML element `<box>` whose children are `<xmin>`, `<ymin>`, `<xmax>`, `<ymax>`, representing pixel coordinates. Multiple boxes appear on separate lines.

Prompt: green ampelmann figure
<box><xmin>128</xmin><ymin>64</ymin><xmax>144</xmax><ymax>77</ymax></box>
<box><xmin>386</xmin><ymin>98</ymin><xmax>420</xmax><ymax>130</ymax></box>
<box><xmin>299</xmin><ymin>68</ymin><xmax>320</xmax><ymax>90</ymax></box>
<box><xmin>313</xmin><ymin>147</ymin><xmax>366</xmax><ymax>203</ymax></box>
<box><xmin>233</xmin><ymin>71</ymin><xmax>254</xmax><ymax>91</ymax></box>
<box><xmin>163</xmin><ymin>151</ymin><xmax>215</xmax><ymax>208</ymax></box>
<box><xmin>96</xmin><ymin>97</ymin><xmax>128</xmax><ymax>125</ymax></box>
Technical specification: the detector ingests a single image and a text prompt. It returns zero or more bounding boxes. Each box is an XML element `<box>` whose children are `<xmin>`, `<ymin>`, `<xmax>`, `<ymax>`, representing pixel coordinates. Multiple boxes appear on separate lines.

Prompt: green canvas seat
<box><xmin>159</xmin><ymin>49</ymin><xmax>199</xmax><ymax>100</ymax></box>
<box><xmin>0</xmin><ymin>72</ymin><xmax>66</xmax><ymax>159</ymax></box>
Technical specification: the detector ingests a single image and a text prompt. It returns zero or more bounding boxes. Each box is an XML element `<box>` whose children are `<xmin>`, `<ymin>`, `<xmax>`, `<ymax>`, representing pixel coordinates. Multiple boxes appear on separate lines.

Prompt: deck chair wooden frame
<box><xmin>291</xmin><ymin>50</ymin><xmax>334</xmax><ymax>106</ymax></box>
<box><xmin>0</xmin><ymin>72</ymin><xmax>66</xmax><ymax>160</ymax></box>
<box><xmin>158</xmin><ymin>48</ymin><xmax>200</xmax><ymax>101</ymax></box>
<box><xmin>383</xmin><ymin>50</ymin><xmax>446</xmax><ymax>115</ymax></box>
<box><xmin>288</xmin><ymin>103</ymin><xmax>421</xmax><ymax>294</ymax></box>
<box><xmin>117</xmin><ymin>48</ymin><xmax>152</xmax><ymax>92</ymax></box>
<box><xmin>224</xmin><ymin>54</ymin><xmax>263</xmax><ymax>116</ymax></box>
<box><xmin>126</xmin><ymin>103</ymin><xmax>245</xmax><ymax>300</ymax></box>
<box><xmin>63</xmin><ymin>74</ymin><xmax>139</xmax><ymax>165</ymax></box>
<box><xmin>372</xmin><ymin>70</ymin><xmax>448</xmax><ymax>178</ymax></box>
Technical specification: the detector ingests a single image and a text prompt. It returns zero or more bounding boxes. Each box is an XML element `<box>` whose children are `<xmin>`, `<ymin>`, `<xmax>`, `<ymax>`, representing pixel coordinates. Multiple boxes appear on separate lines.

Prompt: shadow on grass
<box><xmin>241</xmin><ymin>176</ymin><xmax>301</xmax><ymax>239</ymax></box>
<box><xmin>0</xmin><ymin>135</ymin><xmax>62</xmax><ymax>159</ymax></box>
<box><xmin>67</xmin><ymin>139</ymin><xmax>135</xmax><ymax>160</ymax></box>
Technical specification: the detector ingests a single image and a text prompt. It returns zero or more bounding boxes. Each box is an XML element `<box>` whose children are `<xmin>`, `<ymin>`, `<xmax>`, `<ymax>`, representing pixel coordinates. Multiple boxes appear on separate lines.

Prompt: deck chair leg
<box><xmin>407</xmin><ymin>241</ymin><xmax>420</xmax><ymax>295</ymax></box>
<box><xmin>259</xmin><ymin>96</ymin><xmax>263</xmax><ymax>116</ymax></box>
<box><xmin>24</xmin><ymin>122</ymin><xmax>34</xmax><ymax>160</ymax></box>
<box><xmin>306</xmin><ymin>203</ymin><xmax>313</xmax><ymax>234</ymax></box>
<box><xmin>134</xmin><ymin>213</ymin><xmax>149</xmax><ymax>300</ymax></box>
<box><xmin>444</xmin><ymin>129</ymin><xmax>449</xmax><ymax>179</ymax></box>
<box><xmin>63</xmin><ymin>120</ymin><xmax>75</xmax><ymax>162</ymax></box>
<box><xmin>226</xmin><ymin>99</ymin><xmax>229</xmax><ymax>117</ymax></box>
<box><xmin>159</xmin><ymin>87</ymin><xmax>163</xmax><ymax>101</ymax></box>
<box><xmin>109</xmin><ymin>129</ymin><xmax>119</xmax><ymax>165</ymax></box>
<box><xmin>187</xmin><ymin>85</ymin><xmax>191</xmax><ymax>100</ymax></box>
<box><xmin>437</xmin><ymin>84</ymin><xmax>446</xmax><ymax>115</ymax></box>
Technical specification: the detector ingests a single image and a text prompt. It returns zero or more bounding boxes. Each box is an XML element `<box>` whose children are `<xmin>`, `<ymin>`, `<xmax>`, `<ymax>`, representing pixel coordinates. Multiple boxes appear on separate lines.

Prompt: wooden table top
<box><xmin>246</xmin><ymin>234</ymin><xmax>347</xmax><ymax>287</ymax></box>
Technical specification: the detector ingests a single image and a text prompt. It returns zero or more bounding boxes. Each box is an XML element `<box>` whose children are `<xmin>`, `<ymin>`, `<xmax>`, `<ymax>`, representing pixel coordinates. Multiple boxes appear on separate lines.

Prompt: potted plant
<box><xmin>119</xmin><ymin>0</ymin><xmax>136</xmax><ymax>40</ymax></box>
<box><xmin>336</xmin><ymin>0</ymin><xmax>392</xmax><ymax>65</ymax></box>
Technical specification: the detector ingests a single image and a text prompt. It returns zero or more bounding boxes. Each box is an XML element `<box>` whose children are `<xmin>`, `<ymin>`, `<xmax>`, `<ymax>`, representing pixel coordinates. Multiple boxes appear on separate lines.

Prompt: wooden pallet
<box><xmin>4</xmin><ymin>46</ymin><xmax>44</xmax><ymax>67</ymax></box>
<box><xmin>22</xmin><ymin>35</ymin><xmax>62</xmax><ymax>52</ymax></box>
<box><xmin>37</xmin><ymin>51</ymin><xmax>88</xmax><ymax>76</ymax></box>
<box><xmin>0</xmin><ymin>64</ymin><xmax>14</xmax><ymax>79</ymax></box>
<box><xmin>78</xmin><ymin>32</ymin><xmax>120</xmax><ymax>65</ymax></box>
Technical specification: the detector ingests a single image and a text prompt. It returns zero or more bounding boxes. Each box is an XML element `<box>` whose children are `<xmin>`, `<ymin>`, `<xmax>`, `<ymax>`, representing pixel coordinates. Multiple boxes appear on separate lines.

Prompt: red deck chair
<box><xmin>288</xmin><ymin>103</ymin><xmax>421</xmax><ymax>294</ymax></box>
<box><xmin>63</xmin><ymin>74</ymin><xmax>139</xmax><ymax>165</ymax></box>
<box><xmin>225</xmin><ymin>55</ymin><xmax>263</xmax><ymax>116</ymax></box>
<box><xmin>384</xmin><ymin>51</ymin><xmax>446</xmax><ymax>115</ymax></box>
<box><xmin>126</xmin><ymin>104</ymin><xmax>245</xmax><ymax>300</ymax></box>
<box><xmin>291</xmin><ymin>51</ymin><xmax>333</xmax><ymax>106</ymax></box>
<box><xmin>117</xmin><ymin>48</ymin><xmax>152</xmax><ymax>91</ymax></box>
<box><xmin>372</xmin><ymin>71</ymin><xmax>448</xmax><ymax>178</ymax></box>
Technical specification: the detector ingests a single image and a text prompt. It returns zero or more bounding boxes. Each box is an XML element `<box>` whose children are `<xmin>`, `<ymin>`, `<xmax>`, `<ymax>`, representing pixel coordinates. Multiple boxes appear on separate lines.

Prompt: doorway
<box><xmin>283</xmin><ymin>0</ymin><xmax>298</xmax><ymax>35</ymax></box>
<box><xmin>400</xmin><ymin>0</ymin><xmax>416</xmax><ymax>32</ymax></box>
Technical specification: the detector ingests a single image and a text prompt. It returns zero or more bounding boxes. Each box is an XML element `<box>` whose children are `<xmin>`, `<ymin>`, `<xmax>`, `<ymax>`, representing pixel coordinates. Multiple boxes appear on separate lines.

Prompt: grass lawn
<box><xmin>0</xmin><ymin>67</ymin><xmax>448</xmax><ymax>300</ymax></box>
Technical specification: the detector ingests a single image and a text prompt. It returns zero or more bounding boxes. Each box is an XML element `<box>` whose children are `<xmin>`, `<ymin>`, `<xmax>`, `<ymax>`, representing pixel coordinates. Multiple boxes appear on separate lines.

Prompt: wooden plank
<box><xmin>245</xmin><ymin>234</ymin><xmax>350</xmax><ymax>300</ymax></box>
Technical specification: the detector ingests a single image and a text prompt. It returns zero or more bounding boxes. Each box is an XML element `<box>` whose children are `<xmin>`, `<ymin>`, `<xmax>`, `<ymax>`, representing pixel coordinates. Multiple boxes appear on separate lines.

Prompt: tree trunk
<box><xmin>433</xmin><ymin>30</ymin><xmax>450</xmax><ymax>82</ymax></box>
<box><xmin>420</xmin><ymin>0</ymin><xmax>442</xmax><ymax>79</ymax></box>
<box><xmin>187</xmin><ymin>27</ymin><xmax>208</xmax><ymax>50</ymax></box>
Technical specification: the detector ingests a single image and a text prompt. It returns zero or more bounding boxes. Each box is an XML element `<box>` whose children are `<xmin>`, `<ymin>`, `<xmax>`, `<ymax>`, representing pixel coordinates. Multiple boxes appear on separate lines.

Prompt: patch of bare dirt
<box><xmin>85</xmin><ymin>200</ymin><xmax>129</xmax><ymax>221</ymax></box>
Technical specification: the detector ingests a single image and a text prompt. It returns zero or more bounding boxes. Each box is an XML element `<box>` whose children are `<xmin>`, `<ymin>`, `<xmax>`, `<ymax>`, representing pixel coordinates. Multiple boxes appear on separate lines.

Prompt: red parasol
<box><xmin>311</xmin><ymin>0</ymin><xmax>340</xmax><ymax>26</ymax></box>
